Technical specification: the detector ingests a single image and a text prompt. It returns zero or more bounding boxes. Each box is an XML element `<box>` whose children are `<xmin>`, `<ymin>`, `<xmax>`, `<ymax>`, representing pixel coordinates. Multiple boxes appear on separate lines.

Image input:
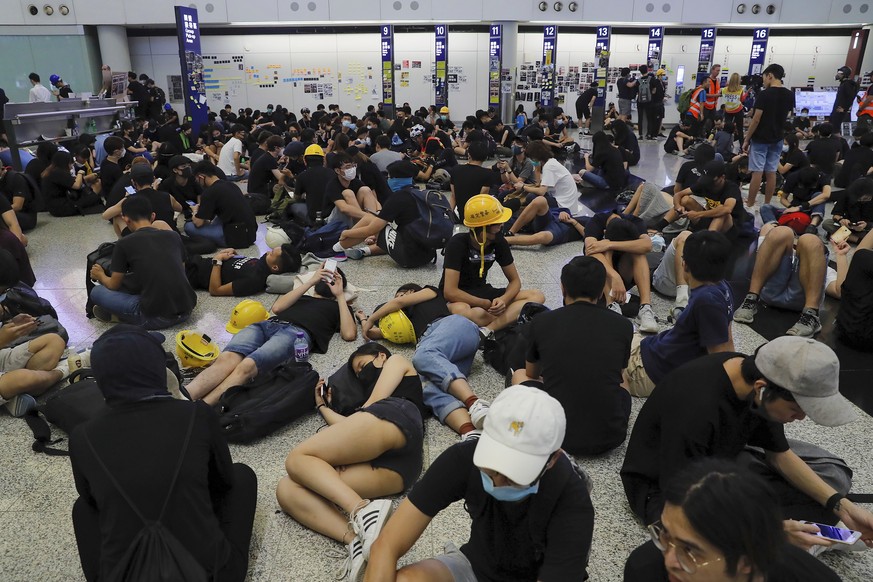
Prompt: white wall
<box><xmin>129</xmin><ymin>30</ymin><xmax>854</xmax><ymax>123</ymax></box>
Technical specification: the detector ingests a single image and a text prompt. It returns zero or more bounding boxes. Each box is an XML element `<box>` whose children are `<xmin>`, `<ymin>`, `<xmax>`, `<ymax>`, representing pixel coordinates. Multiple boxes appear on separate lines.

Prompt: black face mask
<box><xmin>180</xmin><ymin>167</ymin><xmax>193</xmax><ymax>179</ymax></box>
<box><xmin>358</xmin><ymin>361</ymin><xmax>381</xmax><ymax>388</ymax></box>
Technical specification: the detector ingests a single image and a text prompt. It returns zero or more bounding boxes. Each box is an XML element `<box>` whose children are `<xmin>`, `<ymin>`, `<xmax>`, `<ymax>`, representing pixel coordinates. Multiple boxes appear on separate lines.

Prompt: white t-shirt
<box><xmin>218</xmin><ymin>136</ymin><xmax>244</xmax><ymax>176</ymax></box>
<box><xmin>29</xmin><ymin>84</ymin><xmax>52</xmax><ymax>103</ymax></box>
<box><xmin>540</xmin><ymin>158</ymin><xmax>591</xmax><ymax>217</ymax></box>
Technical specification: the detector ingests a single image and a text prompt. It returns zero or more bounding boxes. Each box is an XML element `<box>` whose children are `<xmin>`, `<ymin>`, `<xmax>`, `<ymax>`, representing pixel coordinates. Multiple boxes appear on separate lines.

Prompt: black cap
<box><xmin>387</xmin><ymin>159</ymin><xmax>419</xmax><ymax>179</ymax></box>
<box><xmin>168</xmin><ymin>155</ymin><xmax>190</xmax><ymax>170</ymax></box>
<box><xmin>130</xmin><ymin>164</ymin><xmax>155</xmax><ymax>184</ymax></box>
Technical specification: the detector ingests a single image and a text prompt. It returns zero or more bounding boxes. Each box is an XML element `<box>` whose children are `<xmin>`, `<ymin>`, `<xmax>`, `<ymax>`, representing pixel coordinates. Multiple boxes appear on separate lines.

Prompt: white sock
<box><xmin>675</xmin><ymin>285</ymin><xmax>689</xmax><ymax>307</ymax></box>
<box><xmin>361</xmin><ymin>246</ymin><xmax>372</xmax><ymax>256</ymax></box>
<box><xmin>332</xmin><ymin>242</ymin><xmax>344</xmax><ymax>252</ymax></box>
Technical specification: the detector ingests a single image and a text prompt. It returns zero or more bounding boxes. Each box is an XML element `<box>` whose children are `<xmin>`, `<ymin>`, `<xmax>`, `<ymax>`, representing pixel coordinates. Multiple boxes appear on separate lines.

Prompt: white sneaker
<box><xmin>351</xmin><ymin>499</ymin><xmax>394</xmax><ymax>559</ymax></box>
<box><xmin>4</xmin><ymin>394</ymin><xmax>37</xmax><ymax>417</ymax></box>
<box><xmin>636</xmin><ymin>304</ymin><xmax>659</xmax><ymax>333</ymax></box>
<box><xmin>468</xmin><ymin>398</ymin><xmax>490</xmax><ymax>430</ymax></box>
<box><xmin>607</xmin><ymin>302</ymin><xmax>623</xmax><ymax>315</ymax></box>
<box><xmin>461</xmin><ymin>429</ymin><xmax>482</xmax><ymax>442</ymax></box>
<box><xmin>337</xmin><ymin>537</ymin><xmax>366</xmax><ymax>582</ymax></box>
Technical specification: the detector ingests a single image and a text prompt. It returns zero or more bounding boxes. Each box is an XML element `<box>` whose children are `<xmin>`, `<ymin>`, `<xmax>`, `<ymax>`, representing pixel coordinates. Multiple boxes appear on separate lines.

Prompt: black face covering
<box><xmin>91</xmin><ymin>325</ymin><xmax>170</xmax><ymax>407</ymax></box>
<box><xmin>357</xmin><ymin>361</ymin><xmax>381</xmax><ymax>389</ymax></box>
<box><xmin>180</xmin><ymin>167</ymin><xmax>193</xmax><ymax>179</ymax></box>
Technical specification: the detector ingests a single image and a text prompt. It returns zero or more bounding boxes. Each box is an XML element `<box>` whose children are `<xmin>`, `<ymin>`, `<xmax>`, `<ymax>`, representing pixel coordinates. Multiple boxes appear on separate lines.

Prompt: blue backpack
<box><xmin>401</xmin><ymin>188</ymin><xmax>454</xmax><ymax>250</ymax></box>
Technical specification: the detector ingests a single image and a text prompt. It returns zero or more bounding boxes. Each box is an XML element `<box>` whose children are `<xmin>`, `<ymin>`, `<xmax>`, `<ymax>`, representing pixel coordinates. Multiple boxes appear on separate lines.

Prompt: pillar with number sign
<box><xmin>435</xmin><ymin>25</ymin><xmax>448</xmax><ymax>109</ymax></box>
<box><xmin>590</xmin><ymin>26</ymin><xmax>611</xmax><ymax>133</ymax></box>
<box><xmin>696</xmin><ymin>27</ymin><xmax>717</xmax><ymax>87</ymax></box>
<box><xmin>381</xmin><ymin>25</ymin><xmax>396</xmax><ymax>118</ymax></box>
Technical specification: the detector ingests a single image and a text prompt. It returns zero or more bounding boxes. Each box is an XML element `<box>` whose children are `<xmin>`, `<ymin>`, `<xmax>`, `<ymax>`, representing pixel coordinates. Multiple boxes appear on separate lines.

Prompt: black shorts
<box><xmin>362</xmin><ymin>397</ymin><xmax>424</xmax><ymax>489</ymax></box>
<box><xmin>578</xmin><ymin>106</ymin><xmax>591</xmax><ymax>120</ymax></box>
<box><xmin>463</xmin><ymin>284</ymin><xmax>506</xmax><ymax>301</ymax></box>
<box><xmin>378</xmin><ymin>224</ymin><xmax>435</xmax><ymax>268</ymax></box>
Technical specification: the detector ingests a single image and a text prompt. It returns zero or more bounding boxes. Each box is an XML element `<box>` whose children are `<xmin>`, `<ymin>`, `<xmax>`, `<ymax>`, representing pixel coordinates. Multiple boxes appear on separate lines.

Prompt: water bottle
<box><xmin>650</xmin><ymin>233</ymin><xmax>666</xmax><ymax>253</ymax></box>
<box><xmin>293</xmin><ymin>332</ymin><xmax>309</xmax><ymax>363</ymax></box>
<box><xmin>315</xmin><ymin>210</ymin><xmax>324</xmax><ymax>227</ymax></box>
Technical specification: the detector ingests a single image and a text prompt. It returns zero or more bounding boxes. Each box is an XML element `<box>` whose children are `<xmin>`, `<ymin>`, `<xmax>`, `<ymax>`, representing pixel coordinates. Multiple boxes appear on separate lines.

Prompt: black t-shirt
<box><xmin>616</xmin><ymin>76</ymin><xmax>637</xmax><ymax>100</ymax></box>
<box><xmin>0</xmin><ymin>193</ymin><xmax>11</xmax><ymax>214</ymax></box>
<box><xmin>448</xmin><ymin>164</ymin><xmax>501</xmax><ymax>216</ymax></box>
<box><xmin>100</xmin><ymin>159</ymin><xmax>124</xmax><ymax>194</ymax></box>
<box><xmin>624</xmin><ymin>540</ymin><xmax>842</xmax><ymax>582</ymax></box>
<box><xmin>197</xmin><ymin>180</ymin><xmax>257</xmax><ymax>242</ymax></box>
<box><xmin>751</xmin><ymin>86</ymin><xmax>795</xmax><ymax>144</ymax></box>
<box><xmin>620</xmin><ymin>353</ymin><xmax>789</xmax><ymax>519</ymax></box>
<box><xmin>616</xmin><ymin>133</ymin><xmax>641</xmax><ymax>166</ymax></box>
<box><xmin>0</xmin><ymin>171</ymin><xmax>34</xmax><ymax>216</ymax></box>
<box><xmin>401</xmin><ymin>285</ymin><xmax>450</xmax><ymax>339</ymax></box>
<box><xmin>675</xmin><ymin>160</ymin><xmax>706</xmax><ymax>189</ymax></box>
<box><xmin>520</xmin><ymin>124</ymin><xmax>546</xmax><ymax>141</ymax></box>
<box><xmin>781</xmin><ymin>148</ymin><xmax>809</xmax><ymax>173</ymax></box>
<box><xmin>407</xmin><ymin>441</ymin><xmax>593</xmax><ymax>582</ymax></box>
<box><xmin>690</xmin><ymin>179</ymin><xmax>748</xmax><ymax>226</ymax></box>
<box><xmin>805</xmin><ymin>138</ymin><xmax>841</xmax><ymax>175</ymax></box>
<box><xmin>378</xmin><ymin>188</ymin><xmax>419</xmax><ymax>227</ymax></box>
<box><xmin>159</xmin><ymin>176</ymin><xmax>201</xmax><ymax>209</ymax></box>
<box><xmin>782</xmin><ymin>171</ymin><xmax>829</xmax><ymax>204</ymax></box>
<box><xmin>793</xmin><ymin>116</ymin><xmax>811</xmax><ymax>130</ymax></box>
<box><xmin>111</xmin><ymin>228</ymin><xmax>196</xmax><ymax>317</ymax></box>
<box><xmin>837</xmin><ymin>249</ymin><xmax>873</xmax><ymax>348</ymax></box>
<box><xmin>25</xmin><ymin>158</ymin><xmax>47</xmax><ymax>186</ymax></box>
<box><xmin>127</xmin><ymin>81</ymin><xmax>150</xmax><ymax>108</ymax></box>
<box><xmin>439</xmin><ymin>232</ymin><xmax>514</xmax><ymax>291</ymax></box>
<box><xmin>836</xmin><ymin>146</ymin><xmax>873</xmax><ymax>187</ymax></box>
<box><xmin>365</xmin><ymin>375</ymin><xmax>426</xmax><ymax>420</ymax></box>
<box><xmin>273</xmin><ymin>295</ymin><xmax>350</xmax><ymax>354</ymax></box>
<box><xmin>134</xmin><ymin>188</ymin><xmax>176</xmax><ymax>228</ymax></box>
<box><xmin>69</xmin><ymin>401</ymin><xmax>235</xmax><ymax>581</ymax></box>
<box><xmin>576</xmin><ymin>88</ymin><xmax>597</xmax><ymax>114</ymax></box>
<box><xmin>527</xmin><ymin>302</ymin><xmax>633</xmax><ymax>455</ymax></box>
<box><xmin>585</xmin><ymin>213</ymin><xmax>646</xmax><ymax>241</ymax></box>
<box><xmin>325</xmin><ymin>176</ymin><xmax>365</xmax><ymax>204</ymax></box>
<box><xmin>41</xmin><ymin>167</ymin><xmax>76</xmax><ymax>214</ymax></box>
<box><xmin>294</xmin><ymin>165</ymin><xmax>334</xmax><ymax>221</ymax></box>
<box><xmin>590</xmin><ymin>146</ymin><xmax>627</xmax><ymax>189</ymax></box>
<box><xmin>222</xmin><ymin>255</ymin><xmax>270</xmax><ymax>297</ymax></box>
<box><xmin>248</xmin><ymin>152</ymin><xmax>278</xmax><ymax>195</ymax></box>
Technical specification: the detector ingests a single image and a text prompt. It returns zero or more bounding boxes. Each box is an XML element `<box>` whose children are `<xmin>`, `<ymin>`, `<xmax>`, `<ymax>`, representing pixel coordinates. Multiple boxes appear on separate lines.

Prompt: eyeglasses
<box><xmin>648</xmin><ymin>520</ymin><xmax>722</xmax><ymax>574</ymax></box>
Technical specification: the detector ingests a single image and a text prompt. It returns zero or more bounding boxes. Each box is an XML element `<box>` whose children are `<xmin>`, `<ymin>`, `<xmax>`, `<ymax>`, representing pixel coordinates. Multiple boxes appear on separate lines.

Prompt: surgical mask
<box><xmin>387</xmin><ymin>177</ymin><xmax>413</xmax><ymax>191</ymax></box>
<box><xmin>266</xmin><ymin>108</ymin><xmax>274</xmax><ymax>114</ymax></box>
<box><xmin>342</xmin><ymin>120</ymin><xmax>353</xmax><ymax>128</ymax></box>
<box><xmin>343</xmin><ymin>167</ymin><xmax>357</xmax><ymax>181</ymax></box>
<box><xmin>511</xmin><ymin>145</ymin><xmax>523</xmax><ymax>156</ymax></box>
<box><xmin>440</xmin><ymin>115</ymin><xmax>448</xmax><ymax>121</ymax></box>
<box><xmin>357</xmin><ymin>361</ymin><xmax>381</xmax><ymax>389</ymax></box>
<box><xmin>180</xmin><ymin>167</ymin><xmax>193</xmax><ymax>179</ymax></box>
<box><xmin>556</xmin><ymin>119</ymin><xmax>565</xmax><ymax>127</ymax></box>
<box><xmin>531</xmin><ymin>160</ymin><xmax>540</xmax><ymax>167</ymax></box>
<box><xmin>480</xmin><ymin>471</ymin><xmax>539</xmax><ymax>502</ymax></box>
<box><xmin>800</xmin><ymin>113</ymin><xmax>808</xmax><ymax>118</ymax></box>
<box><xmin>782</xmin><ymin>144</ymin><xmax>790</xmax><ymax>153</ymax></box>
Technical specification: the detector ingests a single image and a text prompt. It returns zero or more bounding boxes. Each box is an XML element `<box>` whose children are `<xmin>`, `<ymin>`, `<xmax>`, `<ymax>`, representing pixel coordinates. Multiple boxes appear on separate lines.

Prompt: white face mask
<box><xmin>343</xmin><ymin>167</ymin><xmax>357</xmax><ymax>181</ymax></box>
<box><xmin>782</xmin><ymin>144</ymin><xmax>790</xmax><ymax>153</ymax></box>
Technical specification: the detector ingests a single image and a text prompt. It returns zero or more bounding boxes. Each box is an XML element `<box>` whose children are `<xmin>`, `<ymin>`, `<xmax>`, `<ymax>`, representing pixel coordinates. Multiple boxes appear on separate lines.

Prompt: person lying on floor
<box><xmin>186</xmin><ymin>245</ymin><xmax>300</xmax><ymax>297</ymax></box>
<box><xmin>277</xmin><ymin>343</ymin><xmax>425</xmax><ymax>581</ymax></box>
<box><xmin>185</xmin><ymin>265</ymin><xmax>356</xmax><ymax>405</ymax></box>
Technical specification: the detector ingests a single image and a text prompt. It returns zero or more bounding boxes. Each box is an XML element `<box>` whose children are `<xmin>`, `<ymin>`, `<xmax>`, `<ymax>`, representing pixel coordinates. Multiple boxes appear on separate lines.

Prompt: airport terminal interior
<box><xmin>3</xmin><ymin>1</ymin><xmax>873</xmax><ymax>581</ymax></box>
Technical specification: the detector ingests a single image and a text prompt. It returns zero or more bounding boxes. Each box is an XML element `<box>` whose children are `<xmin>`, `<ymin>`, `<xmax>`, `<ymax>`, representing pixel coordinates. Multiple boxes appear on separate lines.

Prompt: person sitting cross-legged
<box><xmin>760</xmin><ymin>166</ymin><xmax>831</xmax><ymax>234</ymax></box>
<box><xmin>733</xmin><ymin>223</ymin><xmax>828</xmax><ymax>338</ymax></box>
<box><xmin>364</xmin><ymin>385</ymin><xmax>595</xmax><ymax>582</ymax></box>
<box><xmin>325</xmin><ymin>151</ymin><xmax>382</xmax><ymax>226</ymax></box>
<box><xmin>584</xmin><ymin>211</ymin><xmax>659</xmax><ymax>333</ymax></box>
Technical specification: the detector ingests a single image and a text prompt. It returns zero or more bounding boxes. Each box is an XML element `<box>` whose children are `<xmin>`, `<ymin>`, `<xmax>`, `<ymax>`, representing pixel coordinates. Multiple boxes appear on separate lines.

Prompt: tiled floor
<box><xmin>2</xmin><ymin>139</ymin><xmax>872</xmax><ymax>581</ymax></box>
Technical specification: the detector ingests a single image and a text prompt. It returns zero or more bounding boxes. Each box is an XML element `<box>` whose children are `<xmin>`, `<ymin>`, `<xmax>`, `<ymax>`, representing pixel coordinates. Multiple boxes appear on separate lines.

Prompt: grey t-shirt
<box><xmin>369</xmin><ymin>149</ymin><xmax>405</xmax><ymax>173</ymax></box>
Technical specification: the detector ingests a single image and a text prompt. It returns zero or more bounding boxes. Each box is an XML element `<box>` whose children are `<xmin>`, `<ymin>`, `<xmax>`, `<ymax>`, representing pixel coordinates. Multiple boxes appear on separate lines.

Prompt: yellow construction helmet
<box><xmin>463</xmin><ymin>194</ymin><xmax>512</xmax><ymax>228</ymax></box>
<box><xmin>304</xmin><ymin>144</ymin><xmax>325</xmax><ymax>157</ymax></box>
<box><xmin>226</xmin><ymin>299</ymin><xmax>269</xmax><ymax>334</ymax></box>
<box><xmin>378</xmin><ymin>310</ymin><xmax>416</xmax><ymax>344</ymax></box>
<box><xmin>175</xmin><ymin>330</ymin><xmax>220</xmax><ymax>368</ymax></box>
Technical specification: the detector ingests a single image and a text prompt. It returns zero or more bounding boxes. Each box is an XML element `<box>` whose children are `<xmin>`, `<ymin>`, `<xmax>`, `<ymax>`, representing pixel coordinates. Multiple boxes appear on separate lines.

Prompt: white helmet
<box><xmin>409</xmin><ymin>124</ymin><xmax>426</xmax><ymax>138</ymax></box>
<box><xmin>265</xmin><ymin>225</ymin><xmax>292</xmax><ymax>248</ymax></box>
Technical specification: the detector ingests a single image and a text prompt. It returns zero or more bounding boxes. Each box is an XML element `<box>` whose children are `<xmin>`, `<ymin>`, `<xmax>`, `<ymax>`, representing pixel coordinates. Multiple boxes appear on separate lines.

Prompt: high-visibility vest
<box><xmin>688</xmin><ymin>86</ymin><xmax>706</xmax><ymax>119</ymax></box>
<box><xmin>858</xmin><ymin>92</ymin><xmax>873</xmax><ymax>118</ymax></box>
<box><xmin>704</xmin><ymin>77</ymin><xmax>720</xmax><ymax>110</ymax></box>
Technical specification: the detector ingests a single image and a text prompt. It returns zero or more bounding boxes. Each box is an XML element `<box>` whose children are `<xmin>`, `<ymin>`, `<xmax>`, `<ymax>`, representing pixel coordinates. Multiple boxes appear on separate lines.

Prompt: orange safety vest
<box><xmin>688</xmin><ymin>86</ymin><xmax>706</xmax><ymax>119</ymax></box>
<box><xmin>704</xmin><ymin>77</ymin><xmax>720</xmax><ymax>110</ymax></box>
<box><xmin>858</xmin><ymin>92</ymin><xmax>873</xmax><ymax>118</ymax></box>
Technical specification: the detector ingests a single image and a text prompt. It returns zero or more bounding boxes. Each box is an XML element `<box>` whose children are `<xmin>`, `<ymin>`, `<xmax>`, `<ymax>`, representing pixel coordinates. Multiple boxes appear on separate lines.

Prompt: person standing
<box><xmin>49</xmin><ymin>74</ymin><xmax>73</xmax><ymax>100</ymax></box>
<box><xmin>635</xmin><ymin>65</ymin><xmax>656</xmax><ymax>140</ymax></box>
<box><xmin>27</xmin><ymin>73</ymin><xmax>52</xmax><ymax>103</ymax></box>
<box><xmin>830</xmin><ymin>66</ymin><xmax>859</xmax><ymax>132</ymax></box>
<box><xmin>616</xmin><ymin>67</ymin><xmax>638</xmax><ymax>122</ymax></box>
<box><xmin>722</xmin><ymin>72</ymin><xmax>747</xmax><ymax>145</ymax></box>
<box><xmin>742</xmin><ymin>64</ymin><xmax>795</xmax><ymax>207</ymax></box>
<box><xmin>575</xmin><ymin>82</ymin><xmax>597</xmax><ymax>135</ymax></box>
<box><xmin>701</xmin><ymin>64</ymin><xmax>722</xmax><ymax>135</ymax></box>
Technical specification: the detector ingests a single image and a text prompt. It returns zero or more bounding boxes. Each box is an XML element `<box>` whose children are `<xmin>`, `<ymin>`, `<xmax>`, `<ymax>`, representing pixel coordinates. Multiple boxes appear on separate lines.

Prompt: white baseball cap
<box><xmin>473</xmin><ymin>385</ymin><xmax>566</xmax><ymax>486</ymax></box>
<box><xmin>755</xmin><ymin>337</ymin><xmax>857</xmax><ymax>427</ymax></box>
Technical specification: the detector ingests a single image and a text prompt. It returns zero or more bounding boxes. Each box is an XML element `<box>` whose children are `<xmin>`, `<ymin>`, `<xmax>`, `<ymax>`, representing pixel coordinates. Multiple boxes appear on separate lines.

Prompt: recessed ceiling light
<box><xmin>43</xmin><ymin>4</ymin><xmax>54</xmax><ymax>15</ymax></box>
<box><xmin>736</xmin><ymin>3</ymin><xmax>746</xmax><ymax>13</ymax></box>
<box><xmin>538</xmin><ymin>1</ymin><xmax>548</xmax><ymax>11</ymax></box>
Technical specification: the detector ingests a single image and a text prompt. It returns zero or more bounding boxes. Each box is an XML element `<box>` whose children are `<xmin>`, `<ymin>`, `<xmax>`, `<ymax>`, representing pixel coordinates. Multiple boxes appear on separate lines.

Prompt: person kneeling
<box><xmin>365</xmin><ymin>385</ymin><xmax>594</xmax><ymax>582</ymax></box>
<box><xmin>277</xmin><ymin>344</ymin><xmax>425</xmax><ymax>581</ymax></box>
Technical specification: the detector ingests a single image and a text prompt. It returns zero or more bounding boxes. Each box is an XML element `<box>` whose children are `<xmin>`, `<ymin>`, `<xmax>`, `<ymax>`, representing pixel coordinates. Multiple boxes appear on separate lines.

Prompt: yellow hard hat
<box><xmin>175</xmin><ymin>330</ymin><xmax>220</xmax><ymax>368</ymax></box>
<box><xmin>439</xmin><ymin>106</ymin><xmax>450</xmax><ymax>114</ymax></box>
<box><xmin>304</xmin><ymin>144</ymin><xmax>325</xmax><ymax>157</ymax></box>
<box><xmin>378</xmin><ymin>310</ymin><xmax>416</xmax><ymax>344</ymax></box>
<box><xmin>656</xmin><ymin>69</ymin><xmax>666</xmax><ymax>77</ymax></box>
<box><xmin>226</xmin><ymin>299</ymin><xmax>269</xmax><ymax>334</ymax></box>
<box><xmin>463</xmin><ymin>194</ymin><xmax>512</xmax><ymax>228</ymax></box>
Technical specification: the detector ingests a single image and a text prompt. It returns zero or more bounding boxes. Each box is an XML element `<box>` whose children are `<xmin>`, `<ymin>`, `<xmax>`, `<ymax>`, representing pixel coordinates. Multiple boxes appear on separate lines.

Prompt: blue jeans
<box><xmin>226</xmin><ymin>319</ymin><xmax>311</xmax><ymax>374</ymax></box>
<box><xmin>90</xmin><ymin>285</ymin><xmax>191</xmax><ymax>330</ymax></box>
<box><xmin>184</xmin><ymin>217</ymin><xmax>225</xmax><ymax>245</ymax></box>
<box><xmin>580</xmin><ymin>168</ymin><xmax>610</xmax><ymax>190</ymax></box>
<box><xmin>760</xmin><ymin>203</ymin><xmax>826</xmax><ymax>224</ymax></box>
<box><xmin>226</xmin><ymin>171</ymin><xmax>249</xmax><ymax>182</ymax></box>
<box><xmin>411</xmin><ymin>315</ymin><xmax>480</xmax><ymax>423</ymax></box>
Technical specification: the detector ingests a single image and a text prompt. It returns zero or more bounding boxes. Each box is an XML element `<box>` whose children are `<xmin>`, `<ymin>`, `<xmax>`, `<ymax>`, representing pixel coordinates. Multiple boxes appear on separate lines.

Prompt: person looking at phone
<box><xmin>216</xmin><ymin>124</ymin><xmax>249</xmax><ymax>182</ymax></box>
<box><xmin>158</xmin><ymin>155</ymin><xmax>202</xmax><ymax>219</ymax></box>
<box><xmin>185</xmin><ymin>264</ymin><xmax>357</xmax><ymax>405</ymax></box>
<box><xmin>364</xmin><ymin>384</ymin><xmax>594</xmax><ymax>582</ymax></box>
<box><xmin>247</xmin><ymin>135</ymin><xmax>289</xmax><ymax>198</ymax></box>
<box><xmin>277</xmin><ymin>343</ymin><xmax>424</xmax><ymax>580</ymax></box>
<box><xmin>822</xmin><ymin>177</ymin><xmax>873</xmax><ymax>244</ymax></box>
<box><xmin>624</xmin><ymin>459</ymin><xmax>842</xmax><ymax>582</ymax></box>
<box><xmin>187</xmin><ymin>161</ymin><xmax>258</xmax><ymax>247</ymax></box>
<box><xmin>102</xmin><ymin>164</ymin><xmax>181</xmax><ymax>237</ymax></box>
<box><xmin>0</xmin><ymin>250</ymin><xmax>68</xmax><ymax>417</ymax></box>
<box><xmin>622</xmin><ymin>336</ymin><xmax>873</xmax><ymax>549</ymax></box>
<box><xmin>733</xmin><ymin>223</ymin><xmax>829</xmax><ymax>338</ymax></box>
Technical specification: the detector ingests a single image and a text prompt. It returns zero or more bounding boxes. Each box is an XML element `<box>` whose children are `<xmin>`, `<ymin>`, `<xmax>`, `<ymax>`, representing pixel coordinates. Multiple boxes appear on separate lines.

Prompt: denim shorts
<box><xmin>433</xmin><ymin>542</ymin><xmax>477</xmax><ymax>582</ymax></box>
<box><xmin>225</xmin><ymin>319</ymin><xmax>311</xmax><ymax>374</ymax></box>
<box><xmin>760</xmin><ymin>252</ymin><xmax>827</xmax><ymax>312</ymax></box>
<box><xmin>748</xmin><ymin>140</ymin><xmax>782</xmax><ymax>173</ymax></box>
<box><xmin>362</xmin><ymin>397</ymin><xmax>424</xmax><ymax>489</ymax></box>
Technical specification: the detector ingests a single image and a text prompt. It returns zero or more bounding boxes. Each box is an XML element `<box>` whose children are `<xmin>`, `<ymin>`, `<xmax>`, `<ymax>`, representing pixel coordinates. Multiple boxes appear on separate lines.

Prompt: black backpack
<box><xmin>481</xmin><ymin>303</ymin><xmax>550</xmax><ymax>375</ymax></box>
<box><xmin>215</xmin><ymin>361</ymin><xmax>319</xmax><ymax>443</ymax></box>
<box><xmin>84</xmin><ymin>242</ymin><xmax>141</xmax><ymax>316</ymax></box>
<box><xmin>299</xmin><ymin>221</ymin><xmax>346</xmax><ymax>255</ymax></box>
<box><xmin>401</xmin><ymin>188</ymin><xmax>454</xmax><ymax>250</ymax></box>
<box><xmin>83</xmin><ymin>407</ymin><xmax>209</xmax><ymax>582</ymax></box>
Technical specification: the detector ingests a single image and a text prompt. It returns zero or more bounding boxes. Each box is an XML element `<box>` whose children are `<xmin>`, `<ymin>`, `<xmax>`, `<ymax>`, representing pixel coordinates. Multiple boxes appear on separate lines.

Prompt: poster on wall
<box><xmin>110</xmin><ymin>72</ymin><xmax>127</xmax><ymax>99</ymax></box>
<box><xmin>174</xmin><ymin>6</ymin><xmax>207</xmax><ymax>135</ymax></box>
<box><xmin>167</xmin><ymin>75</ymin><xmax>184</xmax><ymax>101</ymax></box>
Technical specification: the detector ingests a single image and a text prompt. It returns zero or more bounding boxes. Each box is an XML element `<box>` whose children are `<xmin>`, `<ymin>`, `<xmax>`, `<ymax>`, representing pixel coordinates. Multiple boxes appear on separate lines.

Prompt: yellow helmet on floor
<box><xmin>378</xmin><ymin>310</ymin><xmax>416</xmax><ymax>344</ymax></box>
<box><xmin>175</xmin><ymin>330</ymin><xmax>220</xmax><ymax>368</ymax></box>
<box><xmin>226</xmin><ymin>299</ymin><xmax>269</xmax><ymax>334</ymax></box>
<box><xmin>463</xmin><ymin>194</ymin><xmax>512</xmax><ymax>228</ymax></box>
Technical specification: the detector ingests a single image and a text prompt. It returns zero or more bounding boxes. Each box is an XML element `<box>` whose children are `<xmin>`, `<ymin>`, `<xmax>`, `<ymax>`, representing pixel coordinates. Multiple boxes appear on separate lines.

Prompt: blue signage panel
<box><xmin>648</xmin><ymin>26</ymin><xmax>664</xmax><ymax>69</ymax></box>
<box><xmin>488</xmin><ymin>24</ymin><xmax>502</xmax><ymax>108</ymax></box>
<box><xmin>381</xmin><ymin>25</ymin><xmax>395</xmax><ymax>116</ymax></box>
<box><xmin>173</xmin><ymin>6</ymin><xmax>207</xmax><ymax>136</ymax></box>
<box><xmin>435</xmin><ymin>24</ymin><xmax>448</xmax><ymax>108</ymax></box>
<box><xmin>541</xmin><ymin>25</ymin><xmax>558</xmax><ymax>108</ymax></box>
<box><xmin>696</xmin><ymin>27</ymin><xmax>717</xmax><ymax>85</ymax></box>
<box><xmin>748</xmin><ymin>28</ymin><xmax>769</xmax><ymax>76</ymax></box>
<box><xmin>593</xmin><ymin>26</ymin><xmax>611</xmax><ymax>109</ymax></box>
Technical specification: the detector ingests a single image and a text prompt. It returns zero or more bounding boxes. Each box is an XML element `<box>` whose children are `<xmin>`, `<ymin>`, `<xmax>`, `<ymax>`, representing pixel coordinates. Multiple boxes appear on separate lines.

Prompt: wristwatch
<box><xmin>212</xmin><ymin>259</ymin><xmax>223</xmax><ymax>266</ymax></box>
